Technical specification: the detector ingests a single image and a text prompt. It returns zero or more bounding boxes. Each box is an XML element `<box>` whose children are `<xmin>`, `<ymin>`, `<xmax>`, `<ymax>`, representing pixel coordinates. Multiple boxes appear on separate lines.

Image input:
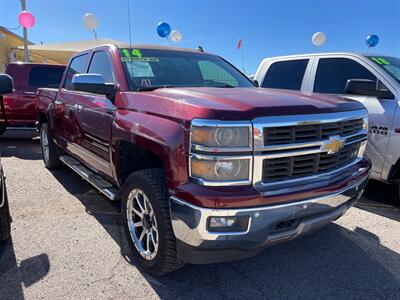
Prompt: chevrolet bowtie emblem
<box><xmin>322</xmin><ymin>136</ymin><xmax>345</xmax><ymax>154</ymax></box>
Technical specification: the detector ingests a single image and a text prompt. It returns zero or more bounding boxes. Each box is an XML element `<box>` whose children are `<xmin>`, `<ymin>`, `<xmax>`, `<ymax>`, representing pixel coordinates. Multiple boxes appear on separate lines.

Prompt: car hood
<box><xmin>121</xmin><ymin>87</ymin><xmax>366</xmax><ymax>121</ymax></box>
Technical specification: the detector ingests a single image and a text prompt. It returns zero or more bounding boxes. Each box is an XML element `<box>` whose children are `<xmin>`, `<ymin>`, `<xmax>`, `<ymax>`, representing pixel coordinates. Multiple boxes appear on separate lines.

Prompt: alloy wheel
<box><xmin>126</xmin><ymin>189</ymin><xmax>159</xmax><ymax>260</ymax></box>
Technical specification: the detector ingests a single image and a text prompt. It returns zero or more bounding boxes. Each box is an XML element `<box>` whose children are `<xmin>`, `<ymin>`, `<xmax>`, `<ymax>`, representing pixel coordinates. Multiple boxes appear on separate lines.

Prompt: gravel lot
<box><xmin>0</xmin><ymin>129</ymin><xmax>399</xmax><ymax>299</ymax></box>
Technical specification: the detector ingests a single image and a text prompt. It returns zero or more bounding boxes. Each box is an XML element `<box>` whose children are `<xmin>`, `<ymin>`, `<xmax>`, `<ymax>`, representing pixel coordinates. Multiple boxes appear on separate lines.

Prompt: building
<box><xmin>0</xmin><ymin>26</ymin><xmax>61</xmax><ymax>72</ymax></box>
<box><xmin>1</xmin><ymin>26</ymin><xmax>125</xmax><ymax>72</ymax></box>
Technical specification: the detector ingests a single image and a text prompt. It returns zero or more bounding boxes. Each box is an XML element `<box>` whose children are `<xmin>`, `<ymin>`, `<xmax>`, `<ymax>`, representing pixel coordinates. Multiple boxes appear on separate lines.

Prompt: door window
<box><xmin>64</xmin><ymin>54</ymin><xmax>89</xmax><ymax>90</ymax></box>
<box><xmin>261</xmin><ymin>59</ymin><xmax>309</xmax><ymax>90</ymax></box>
<box><xmin>29</xmin><ymin>67</ymin><xmax>65</xmax><ymax>88</ymax></box>
<box><xmin>88</xmin><ymin>51</ymin><xmax>115</xmax><ymax>83</ymax></box>
<box><xmin>314</xmin><ymin>58</ymin><xmax>376</xmax><ymax>94</ymax></box>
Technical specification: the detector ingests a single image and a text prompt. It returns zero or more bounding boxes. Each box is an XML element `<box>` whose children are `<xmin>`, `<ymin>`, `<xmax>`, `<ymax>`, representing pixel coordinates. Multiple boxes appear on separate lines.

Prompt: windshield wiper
<box><xmin>135</xmin><ymin>85</ymin><xmax>176</xmax><ymax>91</ymax></box>
<box><xmin>208</xmin><ymin>84</ymin><xmax>235</xmax><ymax>88</ymax></box>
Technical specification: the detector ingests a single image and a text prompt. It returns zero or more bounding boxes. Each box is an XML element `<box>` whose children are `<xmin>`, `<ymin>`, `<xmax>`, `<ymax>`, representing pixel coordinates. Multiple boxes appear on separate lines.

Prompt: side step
<box><xmin>59</xmin><ymin>155</ymin><xmax>120</xmax><ymax>201</ymax></box>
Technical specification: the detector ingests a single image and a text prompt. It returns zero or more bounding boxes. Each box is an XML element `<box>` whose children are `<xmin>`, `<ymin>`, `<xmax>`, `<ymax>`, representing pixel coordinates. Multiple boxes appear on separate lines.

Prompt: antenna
<box><xmin>127</xmin><ymin>0</ymin><xmax>133</xmax><ymax>48</ymax></box>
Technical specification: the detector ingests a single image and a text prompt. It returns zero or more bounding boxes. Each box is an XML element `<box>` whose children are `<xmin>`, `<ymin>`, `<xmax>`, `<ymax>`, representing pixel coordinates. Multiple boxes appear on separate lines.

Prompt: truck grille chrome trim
<box><xmin>252</xmin><ymin>110</ymin><xmax>368</xmax><ymax>188</ymax></box>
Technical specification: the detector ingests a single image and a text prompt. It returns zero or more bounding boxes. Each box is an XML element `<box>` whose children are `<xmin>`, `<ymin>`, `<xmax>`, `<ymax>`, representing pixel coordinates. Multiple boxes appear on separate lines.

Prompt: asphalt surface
<box><xmin>0</xmin><ymin>129</ymin><xmax>399</xmax><ymax>299</ymax></box>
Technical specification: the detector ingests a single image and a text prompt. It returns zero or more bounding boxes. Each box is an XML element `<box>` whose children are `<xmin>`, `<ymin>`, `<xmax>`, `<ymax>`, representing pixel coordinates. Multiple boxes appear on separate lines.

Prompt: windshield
<box><xmin>367</xmin><ymin>55</ymin><xmax>400</xmax><ymax>84</ymax></box>
<box><xmin>119</xmin><ymin>48</ymin><xmax>254</xmax><ymax>91</ymax></box>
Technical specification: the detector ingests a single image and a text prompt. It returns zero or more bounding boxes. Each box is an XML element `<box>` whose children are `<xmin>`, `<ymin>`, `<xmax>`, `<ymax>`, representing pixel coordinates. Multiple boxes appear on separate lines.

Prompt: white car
<box><xmin>254</xmin><ymin>52</ymin><xmax>400</xmax><ymax>197</ymax></box>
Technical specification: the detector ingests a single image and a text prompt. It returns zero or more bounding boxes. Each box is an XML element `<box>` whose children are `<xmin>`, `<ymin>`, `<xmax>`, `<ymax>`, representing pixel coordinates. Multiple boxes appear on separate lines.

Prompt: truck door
<box><xmin>312</xmin><ymin>57</ymin><xmax>397</xmax><ymax>178</ymax></box>
<box><xmin>54</xmin><ymin>54</ymin><xmax>89</xmax><ymax>143</ymax></box>
<box><xmin>72</xmin><ymin>50</ymin><xmax>116</xmax><ymax>177</ymax></box>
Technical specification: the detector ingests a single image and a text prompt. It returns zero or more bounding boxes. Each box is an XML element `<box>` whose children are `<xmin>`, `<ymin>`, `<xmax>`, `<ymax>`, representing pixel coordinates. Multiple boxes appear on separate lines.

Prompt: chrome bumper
<box><xmin>170</xmin><ymin>172</ymin><xmax>369</xmax><ymax>264</ymax></box>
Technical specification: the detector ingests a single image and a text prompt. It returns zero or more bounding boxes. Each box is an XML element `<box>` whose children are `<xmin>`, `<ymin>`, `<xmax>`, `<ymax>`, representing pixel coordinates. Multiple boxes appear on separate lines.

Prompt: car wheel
<box><xmin>40</xmin><ymin>123</ymin><xmax>62</xmax><ymax>169</ymax></box>
<box><xmin>122</xmin><ymin>168</ymin><xmax>184</xmax><ymax>276</ymax></box>
<box><xmin>0</xmin><ymin>185</ymin><xmax>11</xmax><ymax>241</ymax></box>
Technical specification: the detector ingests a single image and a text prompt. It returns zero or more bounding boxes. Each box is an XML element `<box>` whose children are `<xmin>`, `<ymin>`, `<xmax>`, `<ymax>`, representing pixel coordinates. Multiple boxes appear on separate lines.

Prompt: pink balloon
<box><xmin>18</xmin><ymin>11</ymin><xmax>35</xmax><ymax>29</ymax></box>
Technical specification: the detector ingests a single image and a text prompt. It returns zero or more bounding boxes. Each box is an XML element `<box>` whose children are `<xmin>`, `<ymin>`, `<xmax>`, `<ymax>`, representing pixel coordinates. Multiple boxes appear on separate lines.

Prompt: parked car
<box><xmin>254</xmin><ymin>53</ymin><xmax>400</xmax><ymax>197</ymax></box>
<box><xmin>0</xmin><ymin>62</ymin><xmax>65</xmax><ymax>135</ymax></box>
<box><xmin>36</xmin><ymin>44</ymin><xmax>371</xmax><ymax>276</ymax></box>
<box><xmin>0</xmin><ymin>74</ymin><xmax>13</xmax><ymax>241</ymax></box>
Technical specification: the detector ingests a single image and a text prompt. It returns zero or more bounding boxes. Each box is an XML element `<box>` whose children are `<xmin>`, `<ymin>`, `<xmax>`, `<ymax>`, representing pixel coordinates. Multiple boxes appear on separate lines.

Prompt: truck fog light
<box><xmin>208</xmin><ymin>216</ymin><xmax>249</xmax><ymax>233</ymax></box>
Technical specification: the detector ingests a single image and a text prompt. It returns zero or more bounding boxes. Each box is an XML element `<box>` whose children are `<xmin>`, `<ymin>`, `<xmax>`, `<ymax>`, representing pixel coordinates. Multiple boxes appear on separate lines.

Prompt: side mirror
<box><xmin>0</xmin><ymin>74</ymin><xmax>14</xmax><ymax>95</ymax></box>
<box><xmin>71</xmin><ymin>74</ymin><xmax>115</xmax><ymax>98</ymax></box>
<box><xmin>345</xmin><ymin>79</ymin><xmax>394</xmax><ymax>99</ymax></box>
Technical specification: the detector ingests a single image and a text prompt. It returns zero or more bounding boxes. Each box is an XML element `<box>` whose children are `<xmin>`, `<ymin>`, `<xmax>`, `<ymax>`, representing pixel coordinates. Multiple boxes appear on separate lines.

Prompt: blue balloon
<box><xmin>366</xmin><ymin>34</ymin><xmax>379</xmax><ymax>48</ymax></box>
<box><xmin>156</xmin><ymin>22</ymin><xmax>171</xmax><ymax>38</ymax></box>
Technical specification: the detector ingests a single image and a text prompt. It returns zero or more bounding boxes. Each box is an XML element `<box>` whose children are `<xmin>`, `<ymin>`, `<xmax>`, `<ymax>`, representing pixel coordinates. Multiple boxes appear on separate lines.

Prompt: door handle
<box><xmin>73</xmin><ymin>104</ymin><xmax>84</xmax><ymax>111</ymax></box>
<box><xmin>23</xmin><ymin>91</ymin><xmax>36</xmax><ymax>95</ymax></box>
<box><xmin>54</xmin><ymin>99</ymin><xmax>63</xmax><ymax>105</ymax></box>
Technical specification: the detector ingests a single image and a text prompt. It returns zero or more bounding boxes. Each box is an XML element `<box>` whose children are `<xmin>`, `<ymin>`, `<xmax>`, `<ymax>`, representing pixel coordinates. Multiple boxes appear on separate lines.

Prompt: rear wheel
<box><xmin>40</xmin><ymin>123</ymin><xmax>62</xmax><ymax>169</ymax></box>
<box><xmin>122</xmin><ymin>168</ymin><xmax>184</xmax><ymax>276</ymax></box>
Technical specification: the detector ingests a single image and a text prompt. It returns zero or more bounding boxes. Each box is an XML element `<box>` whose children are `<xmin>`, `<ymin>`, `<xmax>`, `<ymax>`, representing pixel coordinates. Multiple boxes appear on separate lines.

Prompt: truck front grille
<box><xmin>262</xmin><ymin>142</ymin><xmax>360</xmax><ymax>182</ymax></box>
<box><xmin>264</xmin><ymin>118</ymin><xmax>363</xmax><ymax>146</ymax></box>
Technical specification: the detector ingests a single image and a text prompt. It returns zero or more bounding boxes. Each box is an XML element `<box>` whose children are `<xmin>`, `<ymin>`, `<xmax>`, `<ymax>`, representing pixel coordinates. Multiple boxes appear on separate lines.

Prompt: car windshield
<box><xmin>119</xmin><ymin>48</ymin><xmax>254</xmax><ymax>91</ymax></box>
<box><xmin>367</xmin><ymin>55</ymin><xmax>400</xmax><ymax>84</ymax></box>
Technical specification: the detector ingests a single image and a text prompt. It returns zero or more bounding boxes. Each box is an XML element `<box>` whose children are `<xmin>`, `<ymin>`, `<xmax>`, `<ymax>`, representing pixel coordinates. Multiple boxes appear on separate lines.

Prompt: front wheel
<box><xmin>122</xmin><ymin>168</ymin><xmax>184</xmax><ymax>276</ymax></box>
<box><xmin>40</xmin><ymin>123</ymin><xmax>62</xmax><ymax>169</ymax></box>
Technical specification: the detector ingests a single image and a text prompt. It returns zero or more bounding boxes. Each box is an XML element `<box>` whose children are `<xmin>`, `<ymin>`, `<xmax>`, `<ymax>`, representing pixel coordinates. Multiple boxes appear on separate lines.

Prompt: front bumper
<box><xmin>170</xmin><ymin>170</ymin><xmax>369</xmax><ymax>264</ymax></box>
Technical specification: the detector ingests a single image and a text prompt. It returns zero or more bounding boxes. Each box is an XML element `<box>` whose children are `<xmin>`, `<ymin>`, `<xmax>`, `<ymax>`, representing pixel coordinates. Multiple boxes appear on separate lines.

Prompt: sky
<box><xmin>0</xmin><ymin>0</ymin><xmax>399</xmax><ymax>74</ymax></box>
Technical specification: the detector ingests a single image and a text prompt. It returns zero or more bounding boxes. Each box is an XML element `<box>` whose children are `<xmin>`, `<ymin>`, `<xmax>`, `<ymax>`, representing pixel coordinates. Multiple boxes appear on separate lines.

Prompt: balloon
<box><xmin>83</xmin><ymin>13</ymin><xmax>98</xmax><ymax>31</ymax></box>
<box><xmin>18</xmin><ymin>11</ymin><xmax>35</xmax><ymax>29</ymax></box>
<box><xmin>366</xmin><ymin>34</ymin><xmax>379</xmax><ymax>48</ymax></box>
<box><xmin>170</xmin><ymin>30</ymin><xmax>182</xmax><ymax>42</ymax></box>
<box><xmin>312</xmin><ymin>32</ymin><xmax>326</xmax><ymax>47</ymax></box>
<box><xmin>156</xmin><ymin>22</ymin><xmax>171</xmax><ymax>38</ymax></box>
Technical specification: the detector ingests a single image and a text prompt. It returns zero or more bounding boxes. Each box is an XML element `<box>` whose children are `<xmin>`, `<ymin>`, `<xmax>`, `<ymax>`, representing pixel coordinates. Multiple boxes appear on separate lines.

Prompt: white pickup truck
<box><xmin>254</xmin><ymin>53</ymin><xmax>400</xmax><ymax>197</ymax></box>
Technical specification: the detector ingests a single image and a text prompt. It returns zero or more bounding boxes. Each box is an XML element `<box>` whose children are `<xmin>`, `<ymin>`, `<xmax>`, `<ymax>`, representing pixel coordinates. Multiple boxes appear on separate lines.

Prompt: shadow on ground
<box><xmin>0</xmin><ymin>238</ymin><xmax>50</xmax><ymax>299</ymax></box>
<box><xmin>357</xmin><ymin>179</ymin><xmax>400</xmax><ymax>222</ymax></box>
<box><xmin>0</xmin><ymin>129</ymin><xmax>41</xmax><ymax>160</ymax></box>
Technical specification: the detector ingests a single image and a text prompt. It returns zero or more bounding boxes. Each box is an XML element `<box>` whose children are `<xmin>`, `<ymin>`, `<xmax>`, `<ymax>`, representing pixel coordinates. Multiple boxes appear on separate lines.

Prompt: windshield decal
<box><xmin>371</xmin><ymin>57</ymin><xmax>390</xmax><ymax>65</ymax></box>
<box><xmin>121</xmin><ymin>49</ymin><xmax>159</xmax><ymax>62</ymax></box>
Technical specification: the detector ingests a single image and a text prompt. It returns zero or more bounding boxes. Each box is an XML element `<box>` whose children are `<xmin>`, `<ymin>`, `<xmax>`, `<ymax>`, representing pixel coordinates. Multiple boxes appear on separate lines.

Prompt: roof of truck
<box><xmin>260</xmin><ymin>52</ymin><xmax>391</xmax><ymax>61</ymax></box>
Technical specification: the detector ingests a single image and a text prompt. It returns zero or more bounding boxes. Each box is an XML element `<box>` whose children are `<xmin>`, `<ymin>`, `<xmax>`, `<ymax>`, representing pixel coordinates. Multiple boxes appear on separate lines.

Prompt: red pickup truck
<box><xmin>36</xmin><ymin>44</ymin><xmax>371</xmax><ymax>276</ymax></box>
<box><xmin>0</xmin><ymin>63</ymin><xmax>65</xmax><ymax>135</ymax></box>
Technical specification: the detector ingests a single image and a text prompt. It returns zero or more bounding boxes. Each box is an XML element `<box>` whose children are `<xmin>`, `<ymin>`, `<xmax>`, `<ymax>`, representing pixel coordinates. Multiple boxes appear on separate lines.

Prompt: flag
<box><xmin>237</xmin><ymin>39</ymin><xmax>242</xmax><ymax>49</ymax></box>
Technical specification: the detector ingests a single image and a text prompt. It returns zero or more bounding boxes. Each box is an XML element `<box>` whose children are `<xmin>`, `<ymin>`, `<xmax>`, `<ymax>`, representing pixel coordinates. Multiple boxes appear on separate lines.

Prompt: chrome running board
<box><xmin>59</xmin><ymin>155</ymin><xmax>120</xmax><ymax>201</ymax></box>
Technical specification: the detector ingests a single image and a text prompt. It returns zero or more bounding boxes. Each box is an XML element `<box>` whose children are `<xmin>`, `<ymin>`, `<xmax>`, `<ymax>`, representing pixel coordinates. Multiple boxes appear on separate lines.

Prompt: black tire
<box><xmin>40</xmin><ymin>123</ymin><xmax>62</xmax><ymax>169</ymax></box>
<box><xmin>0</xmin><ymin>187</ymin><xmax>11</xmax><ymax>241</ymax></box>
<box><xmin>122</xmin><ymin>168</ymin><xmax>184</xmax><ymax>276</ymax></box>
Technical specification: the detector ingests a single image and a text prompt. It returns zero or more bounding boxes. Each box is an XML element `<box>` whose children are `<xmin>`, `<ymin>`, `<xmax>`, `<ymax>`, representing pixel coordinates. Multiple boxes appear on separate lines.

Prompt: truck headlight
<box><xmin>191</xmin><ymin>120</ymin><xmax>252</xmax><ymax>150</ymax></box>
<box><xmin>358</xmin><ymin>140</ymin><xmax>367</xmax><ymax>157</ymax></box>
<box><xmin>362</xmin><ymin>116</ymin><xmax>368</xmax><ymax>130</ymax></box>
<box><xmin>190</xmin><ymin>156</ymin><xmax>251</xmax><ymax>183</ymax></box>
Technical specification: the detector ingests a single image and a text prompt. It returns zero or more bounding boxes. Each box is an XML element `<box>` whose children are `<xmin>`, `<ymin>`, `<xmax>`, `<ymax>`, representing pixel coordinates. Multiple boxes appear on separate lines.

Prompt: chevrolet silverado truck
<box><xmin>254</xmin><ymin>53</ymin><xmax>400</xmax><ymax>198</ymax></box>
<box><xmin>0</xmin><ymin>74</ymin><xmax>13</xmax><ymax>241</ymax></box>
<box><xmin>0</xmin><ymin>62</ymin><xmax>65</xmax><ymax>135</ymax></box>
<box><xmin>36</xmin><ymin>44</ymin><xmax>371</xmax><ymax>276</ymax></box>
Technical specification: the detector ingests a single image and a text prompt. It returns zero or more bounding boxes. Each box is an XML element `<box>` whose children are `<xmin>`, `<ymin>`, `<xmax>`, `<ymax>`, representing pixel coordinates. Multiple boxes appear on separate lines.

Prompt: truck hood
<box><xmin>121</xmin><ymin>87</ymin><xmax>365</xmax><ymax>121</ymax></box>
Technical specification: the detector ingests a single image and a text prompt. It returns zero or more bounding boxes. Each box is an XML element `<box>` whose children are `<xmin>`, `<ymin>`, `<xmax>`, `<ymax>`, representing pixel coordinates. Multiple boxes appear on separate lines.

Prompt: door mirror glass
<box><xmin>345</xmin><ymin>79</ymin><xmax>394</xmax><ymax>99</ymax></box>
<box><xmin>71</xmin><ymin>73</ymin><xmax>115</xmax><ymax>98</ymax></box>
<box><xmin>0</xmin><ymin>74</ymin><xmax>14</xmax><ymax>95</ymax></box>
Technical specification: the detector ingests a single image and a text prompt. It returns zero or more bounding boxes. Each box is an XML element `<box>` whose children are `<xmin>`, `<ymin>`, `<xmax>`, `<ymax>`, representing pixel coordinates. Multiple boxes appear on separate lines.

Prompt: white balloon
<box><xmin>170</xmin><ymin>30</ymin><xmax>183</xmax><ymax>42</ymax></box>
<box><xmin>312</xmin><ymin>32</ymin><xmax>326</xmax><ymax>47</ymax></box>
<box><xmin>83</xmin><ymin>13</ymin><xmax>98</xmax><ymax>31</ymax></box>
